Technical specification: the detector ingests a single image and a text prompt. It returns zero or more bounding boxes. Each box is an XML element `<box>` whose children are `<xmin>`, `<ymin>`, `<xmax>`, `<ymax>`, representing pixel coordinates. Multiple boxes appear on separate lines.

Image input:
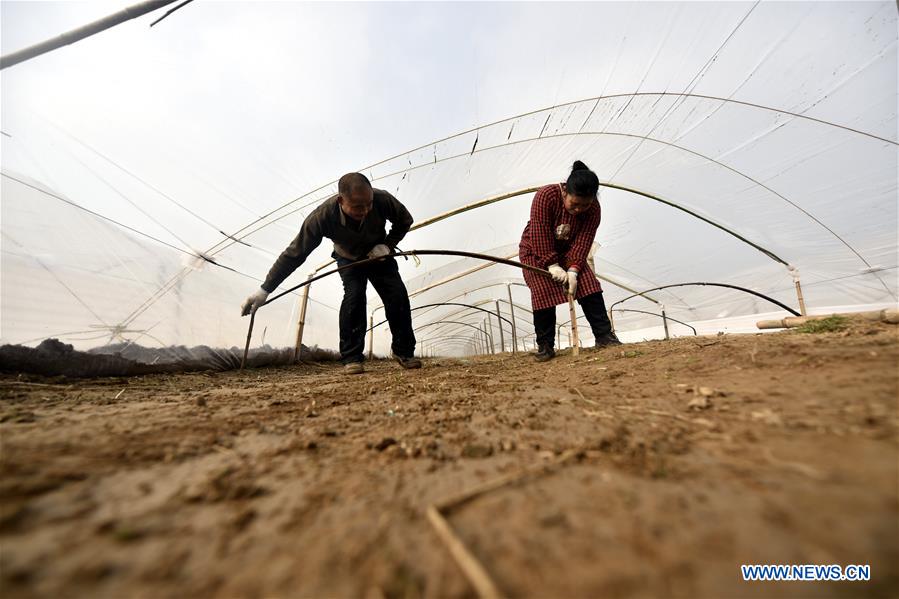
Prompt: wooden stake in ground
<box><xmin>568</xmin><ymin>294</ymin><xmax>580</xmax><ymax>356</ymax></box>
<box><xmin>241</xmin><ymin>311</ymin><xmax>256</xmax><ymax>370</ymax></box>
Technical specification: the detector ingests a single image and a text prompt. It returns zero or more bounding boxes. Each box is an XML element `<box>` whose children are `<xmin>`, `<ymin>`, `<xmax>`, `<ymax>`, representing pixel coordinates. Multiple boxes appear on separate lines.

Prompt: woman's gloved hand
<box><xmin>547</xmin><ymin>263</ymin><xmax>567</xmax><ymax>284</ymax></box>
<box><xmin>567</xmin><ymin>269</ymin><xmax>579</xmax><ymax>296</ymax></box>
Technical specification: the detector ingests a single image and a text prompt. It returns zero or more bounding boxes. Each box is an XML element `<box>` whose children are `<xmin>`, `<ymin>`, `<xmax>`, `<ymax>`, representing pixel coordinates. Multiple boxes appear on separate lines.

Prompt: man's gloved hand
<box><xmin>241</xmin><ymin>287</ymin><xmax>270</xmax><ymax>316</ymax></box>
<box><xmin>367</xmin><ymin>244</ymin><xmax>391</xmax><ymax>260</ymax></box>
<box><xmin>567</xmin><ymin>269</ymin><xmax>579</xmax><ymax>296</ymax></box>
<box><xmin>547</xmin><ymin>263</ymin><xmax>567</xmax><ymax>284</ymax></box>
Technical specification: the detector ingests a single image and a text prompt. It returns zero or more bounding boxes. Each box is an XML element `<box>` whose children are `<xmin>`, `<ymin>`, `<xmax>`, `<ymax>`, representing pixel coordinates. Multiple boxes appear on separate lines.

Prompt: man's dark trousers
<box><xmin>335</xmin><ymin>254</ymin><xmax>416</xmax><ymax>363</ymax></box>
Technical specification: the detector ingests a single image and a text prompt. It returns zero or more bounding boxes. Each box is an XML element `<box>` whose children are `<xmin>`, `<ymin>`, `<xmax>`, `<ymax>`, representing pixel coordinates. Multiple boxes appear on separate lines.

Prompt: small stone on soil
<box><xmin>462</xmin><ymin>444</ymin><xmax>493</xmax><ymax>458</ymax></box>
<box><xmin>688</xmin><ymin>396</ymin><xmax>712</xmax><ymax>411</ymax></box>
<box><xmin>374</xmin><ymin>437</ymin><xmax>397</xmax><ymax>451</ymax></box>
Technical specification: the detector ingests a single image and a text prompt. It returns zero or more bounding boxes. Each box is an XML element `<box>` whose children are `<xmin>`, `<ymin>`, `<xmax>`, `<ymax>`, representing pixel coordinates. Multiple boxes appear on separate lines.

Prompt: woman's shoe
<box><xmin>533</xmin><ymin>346</ymin><xmax>556</xmax><ymax>362</ymax></box>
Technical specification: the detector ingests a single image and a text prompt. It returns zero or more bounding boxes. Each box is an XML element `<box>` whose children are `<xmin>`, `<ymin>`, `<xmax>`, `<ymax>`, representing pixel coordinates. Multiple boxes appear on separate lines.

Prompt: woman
<box><xmin>519</xmin><ymin>161</ymin><xmax>621</xmax><ymax>361</ymax></box>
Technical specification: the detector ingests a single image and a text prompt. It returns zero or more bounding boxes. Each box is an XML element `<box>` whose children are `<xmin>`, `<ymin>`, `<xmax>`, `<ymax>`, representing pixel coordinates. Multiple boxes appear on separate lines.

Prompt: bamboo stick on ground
<box><xmin>434</xmin><ymin>449</ymin><xmax>580</xmax><ymax>513</ymax></box>
<box><xmin>426</xmin><ymin>506</ymin><xmax>504</xmax><ymax>599</ymax></box>
<box><xmin>426</xmin><ymin>449</ymin><xmax>580</xmax><ymax>598</ymax></box>
<box><xmin>757</xmin><ymin>309</ymin><xmax>898</xmax><ymax>329</ymax></box>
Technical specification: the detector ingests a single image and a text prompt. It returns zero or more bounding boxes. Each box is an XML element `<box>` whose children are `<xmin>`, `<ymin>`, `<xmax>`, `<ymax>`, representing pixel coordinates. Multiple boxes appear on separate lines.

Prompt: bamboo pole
<box><xmin>787</xmin><ymin>265</ymin><xmax>807</xmax><ymax>316</ymax></box>
<box><xmin>367</xmin><ymin>313</ymin><xmax>375</xmax><ymax>360</ymax></box>
<box><xmin>293</xmin><ymin>275</ymin><xmax>312</xmax><ymax>361</ymax></box>
<box><xmin>486</xmin><ymin>317</ymin><xmax>495</xmax><ymax>354</ymax></box>
<box><xmin>1</xmin><ymin>0</ymin><xmax>180</xmax><ymax>70</ymax></box>
<box><xmin>494</xmin><ymin>300</ymin><xmax>505</xmax><ymax>353</ymax></box>
<box><xmin>568</xmin><ymin>294</ymin><xmax>580</xmax><ymax>356</ymax></box>
<box><xmin>240</xmin><ymin>311</ymin><xmax>256</xmax><ymax>370</ymax></box>
<box><xmin>795</xmin><ymin>281</ymin><xmax>807</xmax><ymax>317</ymax></box>
<box><xmin>757</xmin><ymin>309</ymin><xmax>899</xmax><ymax>329</ymax></box>
<box><xmin>506</xmin><ymin>284</ymin><xmax>518</xmax><ymax>353</ymax></box>
<box><xmin>787</xmin><ymin>266</ymin><xmax>808</xmax><ymax>316</ymax></box>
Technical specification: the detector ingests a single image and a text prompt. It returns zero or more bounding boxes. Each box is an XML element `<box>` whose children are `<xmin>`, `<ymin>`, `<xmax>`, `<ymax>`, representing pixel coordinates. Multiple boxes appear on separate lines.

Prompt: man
<box><xmin>241</xmin><ymin>172</ymin><xmax>421</xmax><ymax>374</ymax></box>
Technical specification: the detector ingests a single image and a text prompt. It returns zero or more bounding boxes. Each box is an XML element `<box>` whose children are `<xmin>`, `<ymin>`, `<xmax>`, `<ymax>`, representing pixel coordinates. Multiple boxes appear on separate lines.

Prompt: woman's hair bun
<box><xmin>572</xmin><ymin>160</ymin><xmax>590</xmax><ymax>172</ymax></box>
<box><xmin>566</xmin><ymin>160</ymin><xmax>599</xmax><ymax>197</ymax></box>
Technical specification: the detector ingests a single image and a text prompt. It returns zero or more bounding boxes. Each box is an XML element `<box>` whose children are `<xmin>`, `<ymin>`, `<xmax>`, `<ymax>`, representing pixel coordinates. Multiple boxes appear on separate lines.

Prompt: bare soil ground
<box><xmin>1</xmin><ymin>321</ymin><xmax>898</xmax><ymax>598</ymax></box>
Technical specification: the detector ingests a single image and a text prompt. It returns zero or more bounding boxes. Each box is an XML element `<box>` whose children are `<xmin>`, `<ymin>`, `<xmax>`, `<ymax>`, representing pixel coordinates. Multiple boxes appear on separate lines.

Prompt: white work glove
<box><xmin>367</xmin><ymin>244</ymin><xmax>391</xmax><ymax>260</ymax></box>
<box><xmin>241</xmin><ymin>287</ymin><xmax>269</xmax><ymax>316</ymax></box>
<box><xmin>567</xmin><ymin>269</ymin><xmax>579</xmax><ymax>296</ymax></box>
<box><xmin>547</xmin><ymin>263</ymin><xmax>567</xmax><ymax>284</ymax></box>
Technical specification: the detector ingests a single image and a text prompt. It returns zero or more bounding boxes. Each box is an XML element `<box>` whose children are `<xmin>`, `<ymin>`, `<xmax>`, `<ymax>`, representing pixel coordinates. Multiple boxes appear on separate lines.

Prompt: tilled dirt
<box><xmin>1</xmin><ymin>321</ymin><xmax>897</xmax><ymax>598</ymax></box>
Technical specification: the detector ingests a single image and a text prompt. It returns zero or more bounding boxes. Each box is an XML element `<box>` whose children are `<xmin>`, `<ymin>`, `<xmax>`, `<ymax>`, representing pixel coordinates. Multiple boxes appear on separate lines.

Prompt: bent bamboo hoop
<box><xmin>240</xmin><ymin>250</ymin><xmax>555</xmax><ymax>369</ymax></box>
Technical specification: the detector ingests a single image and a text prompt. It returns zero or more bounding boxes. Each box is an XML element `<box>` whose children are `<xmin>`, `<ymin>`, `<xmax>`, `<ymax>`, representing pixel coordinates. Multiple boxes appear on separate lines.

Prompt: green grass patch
<box><xmin>795</xmin><ymin>315</ymin><xmax>849</xmax><ymax>334</ymax></box>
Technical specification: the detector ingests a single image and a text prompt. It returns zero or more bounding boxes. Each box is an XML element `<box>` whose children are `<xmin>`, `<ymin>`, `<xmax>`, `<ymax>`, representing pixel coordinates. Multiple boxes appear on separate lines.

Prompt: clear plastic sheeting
<box><xmin>1</xmin><ymin>2</ymin><xmax>896</xmax><ymax>367</ymax></box>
